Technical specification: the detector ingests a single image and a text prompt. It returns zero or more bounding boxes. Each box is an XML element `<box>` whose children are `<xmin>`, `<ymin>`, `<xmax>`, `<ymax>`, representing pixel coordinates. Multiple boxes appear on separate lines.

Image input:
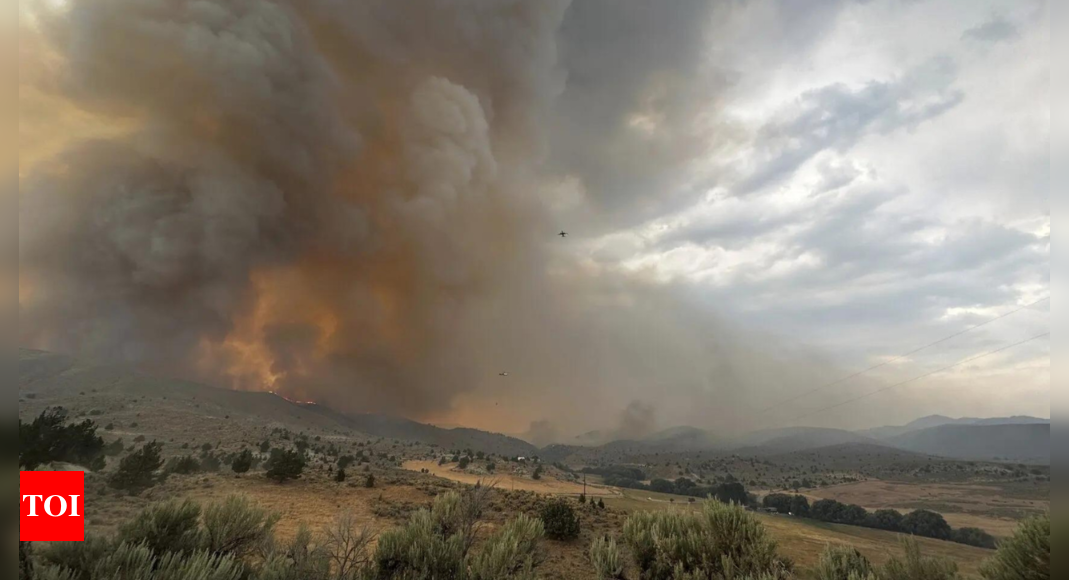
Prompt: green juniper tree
<box><xmin>109</xmin><ymin>441</ymin><xmax>164</xmax><ymax>493</ymax></box>
<box><xmin>265</xmin><ymin>449</ymin><xmax>305</xmax><ymax>483</ymax></box>
<box><xmin>231</xmin><ymin>449</ymin><xmax>254</xmax><ymax>474</ymax></box>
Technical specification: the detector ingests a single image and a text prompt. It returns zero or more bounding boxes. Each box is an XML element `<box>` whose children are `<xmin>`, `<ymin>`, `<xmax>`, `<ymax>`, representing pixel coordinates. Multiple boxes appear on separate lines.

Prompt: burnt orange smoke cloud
<box><xmin>19</xmin><ymin>0</ymin><xmax>839</xmax><ymax>438</ymax></box>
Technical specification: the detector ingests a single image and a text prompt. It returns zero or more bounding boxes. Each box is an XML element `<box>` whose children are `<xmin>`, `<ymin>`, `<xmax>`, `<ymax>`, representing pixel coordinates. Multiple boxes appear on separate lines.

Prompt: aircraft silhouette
<box><xmin>559</xmin><ymin>231</ymin><xmax>567</xmax><ymax>237</ymax></box>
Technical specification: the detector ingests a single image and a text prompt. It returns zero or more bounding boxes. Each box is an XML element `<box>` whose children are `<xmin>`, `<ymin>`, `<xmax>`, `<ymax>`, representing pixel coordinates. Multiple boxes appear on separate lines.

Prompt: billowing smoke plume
<box><xmin>19</xmin><ymin>0</ymin><xmax>842</xmax><ymax>440</ymax></box>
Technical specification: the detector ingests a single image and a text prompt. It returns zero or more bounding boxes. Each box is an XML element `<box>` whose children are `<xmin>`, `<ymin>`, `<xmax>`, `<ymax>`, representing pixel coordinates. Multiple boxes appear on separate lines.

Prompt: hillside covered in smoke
<box><xmin>20</xmin><ymin>0</ymin><xmax>859</xmax><ymax>440</ymax></box>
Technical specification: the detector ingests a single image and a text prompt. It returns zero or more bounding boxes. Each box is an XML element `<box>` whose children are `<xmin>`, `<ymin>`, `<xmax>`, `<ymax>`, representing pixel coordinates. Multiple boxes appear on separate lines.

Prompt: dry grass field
<box><xmin>596</xmin><ymin>488</ymin><xmax>993</xmax><ymax>578</ymax></box>
<box><xmin>81</xmin><ymin>468</ymin><xmax>998</xmax><ymax>580</ymax></box>
<box><xmin>802</xmin><ymin>479</ymin><xmax>1049</xmax><ymax>538</ymax></box>
<box><xmin>83</xmin><ymin>468</ymin><xmax>629</xmax><ymax>580</ymax></box>
<box><xmin>403</xmin><ymin>459</ymin><xmax>622</xmax><ymax>497</ymax></box>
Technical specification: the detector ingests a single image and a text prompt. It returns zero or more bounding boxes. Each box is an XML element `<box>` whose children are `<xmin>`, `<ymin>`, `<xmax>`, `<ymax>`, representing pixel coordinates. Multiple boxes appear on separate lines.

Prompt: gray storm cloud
<box><xmin>19</xmin><ymin>0</ymin><xmax>843</xmax><ymax>440</ymax></box>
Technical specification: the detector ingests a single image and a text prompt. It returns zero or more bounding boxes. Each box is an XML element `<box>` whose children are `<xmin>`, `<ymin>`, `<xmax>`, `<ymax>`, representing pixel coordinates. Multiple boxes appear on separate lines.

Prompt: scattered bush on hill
<box><xmin>231</xmin><ymin>448</ymin><xmax>254</xmax><ymax>474</ymax></box>
<box><xmin>596</xmin><ymin>465</ymin><xmax>755</xmax><ymax>505</ymax></box>
<box><xmin>582</xmin><ymin>466</ymin><xmax>647</xmax><ymax>481</ymax></box>
<box><xmin>539</xmin><ymin>500</ymin><xmax>580</xmax><ymax>541</ymax></box>
<box><xmin>109</xmin><ymin>441</ymin><xmax>163</xmax><ymax>493</ymax></box>
<box><xmin>265</xmin><ymin>448</ymin><xmax>305</xmax><ymax>483</ymax></box>
<box><xmin>165</xmin><ymin>455</ymin><xmax>201</xmax><ymax>475</ymax></box>
<box><xmin>104</xmin><ymin>438</ymin><xmax>125</xmax><ymax>457</ymax></box>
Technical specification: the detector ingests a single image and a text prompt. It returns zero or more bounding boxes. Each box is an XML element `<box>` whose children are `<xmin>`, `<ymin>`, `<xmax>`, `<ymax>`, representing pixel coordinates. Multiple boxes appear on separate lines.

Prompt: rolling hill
<box><xmin>21</xmin><ymin>348</ymin><xmax>1050</xmax><ymax>465</ymax></box>
<box><xmin>861</xmin><ymin>414</ymin><xmax>1050</xmax><ymax>440</ymax></box>
<box><xmin>640</xmin><ymin>426</ymin><xmax>719</xmax><ymax>449</ymax></box>
<box><xmin>725</xmin><ymin>426</ymin><xmax>880</xmax><ymax>455</ymax></box>
<box><xmin>18</xmin><ymin>349</ymin><xmax>537</xmax><ymax>457</ymax></box>
<box><xmin>888</xmin><ymin>423</ymin><xmax>1050</xmax><ymax>464</ymax></box>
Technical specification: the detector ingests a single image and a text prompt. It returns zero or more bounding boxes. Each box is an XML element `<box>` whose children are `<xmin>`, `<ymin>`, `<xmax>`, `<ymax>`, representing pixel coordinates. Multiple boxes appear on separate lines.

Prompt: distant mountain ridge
<box><xmin>548</xmin><ymin>416</ymin><xmax>1050</xmax><ymax>465</ymax></box>
<box><xmin>860</xmin><ymin>414</ymin><xmax>1050</xmax><ymax>440</ymax></box>
<box><xmin>20</xmin><ymin>349</ymin><xmax>1049</xmax><ymax>464</ymax></box>
<box><xmin>729</xmin><ymin>427</ymin><xmax>879</xmax><ymax>455</ymax></box>
<box><xmin>888</xmin><ymin>423</ymin><xmax>1049</xmax><ymax>464</ymax></box>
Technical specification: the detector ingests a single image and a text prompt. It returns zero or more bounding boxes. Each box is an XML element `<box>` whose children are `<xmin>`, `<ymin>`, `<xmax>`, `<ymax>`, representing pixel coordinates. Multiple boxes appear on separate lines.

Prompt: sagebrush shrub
<box><xmin>370</xmin><ymin>486</ymin><xmax>543</xmax><ymax>580</ymax></box>
<box><xmin>165</xmin><ymin>455</ymin><xmax>201</xmax><ymax>475</ymax></box>
<box><xmin>202</xmin><ymin>495</ymin><xmax>279</xmax><ymax>560</ymax></box>
<box><xmin>39</xmin><ymin>535</ymin><xmax>114</xmax><ymax>580</ymax></box>
<box><xmin>589</xmin><ymin>536</ymin><xmax>625</xmax><ymax>580</ymax></box>
<box><xmin>119</xmin><ymin>498</ymin><xmax>203</xmax><ymax>557</ymax></box>
<box><xmin>260</xmin><ymin>526</ymin><xmax>333</xmax><ymax>580</ymax></box>
<box><xmin>90</xmin><ymin>542</ymin><xmax>156</xmax><ymax>579</ymax></box>
<box><xmin>621</xmin><ymin>499</ymin><xmax>792</xmax><ymax>580</ymax></box>
<box><xmin>32</xmin><ymin>566</ymin><xmax>79</xmax><ymax>580</ymax></box>
<box><xmin>980</xmin><ymin>514</ymin><xmax>1048</xmax><ymax>580</ymax></box>
<box><xmin>152</xmin><ymin>550</ymin><xmax>244</xmax><ymax>580</ymax></box>
<box><xmin>881</xmin><ymin>538</ymin><xmax>959</xmax><ymax>580</ymax></box>
<box><xmin>814</xmin><ymin>546</ymin><xmax>874</xmax><ymax>580</ymax></box>
<box><xmin>374</xmin><ymin>509</ymin><xmax>467</xmax><ymax>579</ymax></box>
<box><xmin>468</xmin><ymin>514</ymin><xmax>544</xmax><ymax>580</ymax></box>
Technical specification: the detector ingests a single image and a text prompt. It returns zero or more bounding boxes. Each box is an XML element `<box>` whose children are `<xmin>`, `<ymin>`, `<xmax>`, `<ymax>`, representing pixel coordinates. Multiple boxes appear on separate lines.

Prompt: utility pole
<box><xmin>583</xmin><ymin>473</ymin><xmax>587</xmax><ymax>497</ymax></box>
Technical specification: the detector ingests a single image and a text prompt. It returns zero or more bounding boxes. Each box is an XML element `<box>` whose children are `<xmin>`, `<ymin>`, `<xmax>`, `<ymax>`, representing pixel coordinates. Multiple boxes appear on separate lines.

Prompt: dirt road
<box><xmin>402</xmin><ymin>460</ymin><xmax>621</xmax><ymax>497</ymax></box>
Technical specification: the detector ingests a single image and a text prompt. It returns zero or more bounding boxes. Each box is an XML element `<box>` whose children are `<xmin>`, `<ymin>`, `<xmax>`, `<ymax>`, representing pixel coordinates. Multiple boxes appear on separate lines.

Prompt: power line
<box><xmin>756</xmin><ymin>295</ymin><xmax>1049</xmax><ymax>415</ymax></box>
<box><xmin>789</xmin><ymin>331</ymin><xmax>1050</xmax><ymax>422</ymax></box>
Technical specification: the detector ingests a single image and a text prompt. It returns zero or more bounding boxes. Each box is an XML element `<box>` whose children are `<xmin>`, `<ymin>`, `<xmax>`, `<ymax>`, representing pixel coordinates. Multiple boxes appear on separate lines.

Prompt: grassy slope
<box><xmin>602</xmin><ymin>488</ymin><xmax>992</xmax><ymax>579</ymax></box>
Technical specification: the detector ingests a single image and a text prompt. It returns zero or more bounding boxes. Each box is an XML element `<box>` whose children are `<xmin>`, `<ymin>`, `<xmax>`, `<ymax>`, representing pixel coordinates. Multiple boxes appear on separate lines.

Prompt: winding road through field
<box><xmin>402</xmin><ymin>460</ymin><xmax>622</xmax><ymax>497</ymax></box>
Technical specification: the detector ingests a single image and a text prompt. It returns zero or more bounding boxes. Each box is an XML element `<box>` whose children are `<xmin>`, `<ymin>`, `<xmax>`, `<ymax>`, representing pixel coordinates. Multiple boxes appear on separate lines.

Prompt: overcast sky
<box><xmin>547</xmin><ymin>0</ymin><xmax>1050</xmax><ymax>429</ymax></box>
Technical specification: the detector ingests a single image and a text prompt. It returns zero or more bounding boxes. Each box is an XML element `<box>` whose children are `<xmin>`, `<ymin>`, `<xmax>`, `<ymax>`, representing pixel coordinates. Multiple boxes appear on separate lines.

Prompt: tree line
<box><xmin>582</xmin><ymin>465</ymin><xmax>751</xmax><ymax>504</ymax></box>
<box><xmin>761</xmin><ymin>493</ymin><xmax>997</xmax><ymax>549</ymax></box>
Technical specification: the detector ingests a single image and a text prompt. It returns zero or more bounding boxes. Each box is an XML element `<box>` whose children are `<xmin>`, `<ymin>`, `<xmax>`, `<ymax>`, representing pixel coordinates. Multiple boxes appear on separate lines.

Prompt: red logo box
<box><xmin>20</xmin><ymin>471</ymin><xmax>85</xmax><ymax>542</ymax></box>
